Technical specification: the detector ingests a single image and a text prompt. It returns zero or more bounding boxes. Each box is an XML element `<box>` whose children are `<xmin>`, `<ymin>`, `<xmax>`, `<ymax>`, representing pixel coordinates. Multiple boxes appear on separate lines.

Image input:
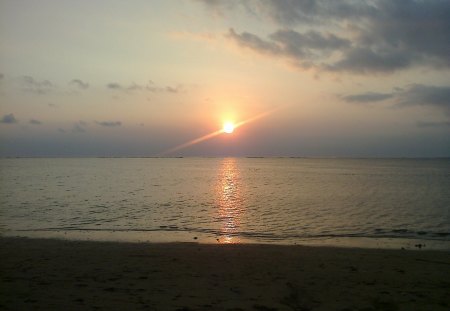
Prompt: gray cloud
<box><xmin>270</xmin><ymin>29</ymin><xmax>350</xmax><ymax>57</ymax></box>
<box><xmin>107</xmin><ymin>82</ymin><xmax>144</xmax><ymax>91</ymax></box>
<box><xmin>214</xmin><ymin>0</ymin><xmax>450</xmax><ymax>73</ymax></box>
<box><xmin>1</xmin><ymin>113</ymin><xmax>18</xmax><ymax>124</ymax></box>
<box><xmin>328</xmin><ymin>48</ymin><xmax>413</xmax><ymax>73</ymax></box>
<box><xmin>228</xmin><ymin>28</ymin><xmax>351</xmax><ymax>69</ymax></box>
<box><xmin>343</xmin><ymin>84</ymin><xmax>450</xmax><ymax>114</ymax></box>
<box><xmin>107</xmin><ymin>81</ymin><xmax>183</xmax><ymax>94</ymax></box>
<box><xmin>29</xmin><ymin>119</ymin><xmax>42</xmax><ymax>125</ymax></box>
<box><xmin>194</xmin><ymin>0</ymin><xmax>241</xmax><ymax>17</ymax></box>
<box><xmin>70</xmin><ymin>121</ymin><xmax>88</xmax><ymax>133</ymax></box>
<box><xmin>72</xmin><ymin>125</ymin><xmax>85</xmax><ymax>132</ymax></box>
<box><xmin>95</xmin><ymin>121</ymin><xmax>122</xmax><ymax>127</ymax></box>
<box><xmin>127</xmin><ymin>83</ymin><xmax>143</xmax><ymax>91</ymax></box>
<box><xmin>416</xmin><ymin>121</ymin><xmax>450</xmax><ymax>128</ymax></box>
<box><xmin>147</xmin><ymin>81</ymin><xmax>183</xmax><ymax>93</ymax></box>
<box><xmin>20</xmin><ymin>75</ymin><xmax>54</xmax><ymax>94</ymax></box>
<box><xmin>398</xmin><ymin>84</ymin><xmax>450</xmax><ymax>114</ymax></box>
<box><xmin>342</xmin><ymin>92</ymin><xmax>394</xmax><ymax>103</ymax></box>
<box><xmin>227</xmin><ymin>28</ymin><xmax>279</xmax><ymax>55</ymax></box>
<box><xmin>69</xmin><ymin>79</ymin><xmax>89</xmax><ymax>90</ymax></box>
<box><xmin>107</xmin><ymin>82</ymin><xmax>122</xmax><ymax>90</ymax></box>
<box><xmin>164</xmin><ymin>85</ymin><xmax>183</xmax><ymax>94</ymax></box>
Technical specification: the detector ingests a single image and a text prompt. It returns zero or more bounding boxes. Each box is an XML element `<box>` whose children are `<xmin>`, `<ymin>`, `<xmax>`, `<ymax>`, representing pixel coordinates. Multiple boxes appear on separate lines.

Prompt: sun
<box><xmin>223</xmin><ymin>121</ymin><xmax>235</xmax><ymax>134</ymax></box>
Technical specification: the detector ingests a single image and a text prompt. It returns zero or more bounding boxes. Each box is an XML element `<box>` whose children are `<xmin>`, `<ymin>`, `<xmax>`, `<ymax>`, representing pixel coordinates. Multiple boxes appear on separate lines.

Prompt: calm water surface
<box><xmin>1</xmin><ymin>158</ymin><xmax>449</xmax><ymax>249</ymax></box>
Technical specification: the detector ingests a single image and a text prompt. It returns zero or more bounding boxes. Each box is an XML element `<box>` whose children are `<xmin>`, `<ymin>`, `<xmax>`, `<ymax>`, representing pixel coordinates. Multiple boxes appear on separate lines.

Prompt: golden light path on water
<box><xmin>216</xmin><ymin>158</ymin><xmax>242</xmax><ymax>244</ymax></box>
<box><xmin>158</xmin><ymin>108</ymin><xmax>278</xmax><ymax>156</ymax></box>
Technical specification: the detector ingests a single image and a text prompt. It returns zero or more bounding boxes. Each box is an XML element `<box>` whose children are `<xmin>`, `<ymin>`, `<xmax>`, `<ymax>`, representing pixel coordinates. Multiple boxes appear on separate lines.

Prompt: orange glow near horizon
<box><xmin>158</xmin><ymin>107</ymin><xmax>279</xmax><ymax>156</ymax></box>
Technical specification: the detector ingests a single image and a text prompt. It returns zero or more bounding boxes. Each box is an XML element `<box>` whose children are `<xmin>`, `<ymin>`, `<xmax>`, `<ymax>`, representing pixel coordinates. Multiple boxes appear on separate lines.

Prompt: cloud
<box><xmin>95</xmin><ymin>121</ymin><xmax>122</xmax><ymax>127</ymax></box>
<box><xmin>20</xmin><ymin>75</ymin><xmax>54</xmax><ymax>94</ymax></box>
<box><xmin>328</xmin><ymin>48</ymin><xmax>413</xmax><ymax>73</ymax></box>
<box><xmin>164</xmin><ymin>85</ymin><xmax>183</xmax><ymax>93</ymax></box>
<box><xmin>107</xmin><ymin>81</ymin><xmax>183</xmax><ymax>94</ymax></box>
<box><xmin>106</xmin><ymin>82</ymin><xmax>145</xmax><ymax>91</ymax></box>
<box><xmin>69</xmin><ymin>79</ymin><xmax>89</xmax><ymax>90</ymax></box>
<box><xmin>71</xmin><ymin>121</ymin><xmax>87</xmax><ymax>133</ymax></box>
<box><xmin>208</xmin><ymin>0</ymin><xmax>450</xmax><ymax>73</ymax></box>
<box><xmin>398</xmin><ymin>84</ymin><xmax>450</xmax><ymax>114</ymax></box>
<box><xmin>343</xmin><ymin>84</ymin><xmax>450</xmax><ymax>114</ymax></box>
<box><xmin>107</xmin><ymin>82</ymin><xmax>122</xmax><ymax>90</ymax></box>
<box><xmin>416</xmin><ymin>121</ymin><xmax>450</xmax><ymax>128</ymax></box>
<box><xmin>227</xmin><ymin>28</ymin><xmax>279</xmax><ymax>55</ymax></box>
<box><xmin>193</xmin><ymin>0</ymin><xmax>241</xmax><ymax>17</ymax></box>
<box><xmin>146</xmin><ymin>81</ymin><xmax>183</xmax><ymax>93</ymax></box>
<box><xmin>127</xmin><ymin>83</ymin><xmax>143</xmax><ymax>91</ymax></box>
<box><xmin>1</xmin><ymin>113</ymin><xmax>18</xmax><ymax>124</ymax></box>
<box><xmin>29</xmin><ymin>119</ymin><xmax>42</xmax><ymax>125</ymax></box>
<box><xmin>107</xmin><ymin>82</ymin><xmax>145</xmax><ymax>91</ymax></box>
<box><xmin>342</xmin><ymin>92</ymin><xmax>394</xmax><ymax>103</ymax></box>
<box><xmin>228</xmin><ymin>27</ymin><xmax>350</xmax><ymax>68</ymax></box>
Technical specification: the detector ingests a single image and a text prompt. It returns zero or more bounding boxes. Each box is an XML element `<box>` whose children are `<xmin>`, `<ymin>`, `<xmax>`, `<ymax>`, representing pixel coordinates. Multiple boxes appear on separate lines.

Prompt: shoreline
<box><xmin>1</xmin><ymin>236</ymin><xmax>449</xmax><ymax>310</ymax></box>
<box><xmin>3</xmin><ymin>230</ymin><xmax>449</xmax><ymax>251</ymax></box>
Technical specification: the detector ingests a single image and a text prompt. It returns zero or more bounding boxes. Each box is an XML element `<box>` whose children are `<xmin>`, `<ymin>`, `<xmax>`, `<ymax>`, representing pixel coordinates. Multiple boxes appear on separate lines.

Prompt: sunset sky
<box><xmin>1</xmin><ymin>0</ymin><xmax>449</xmax><ymax>157</ymax></box>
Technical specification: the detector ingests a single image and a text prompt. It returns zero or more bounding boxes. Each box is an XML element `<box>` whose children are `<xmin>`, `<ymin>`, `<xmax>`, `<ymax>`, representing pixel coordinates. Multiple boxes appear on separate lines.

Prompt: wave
<box><xmin>12</xmin><ymin>226</ymin><xmax>450</xmax><ymax>242</ymax></box>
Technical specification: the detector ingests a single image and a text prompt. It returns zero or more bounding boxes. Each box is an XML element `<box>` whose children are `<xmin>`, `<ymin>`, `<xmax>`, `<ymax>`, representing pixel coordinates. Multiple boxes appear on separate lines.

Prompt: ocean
<box><xmin>1</xmin><ymin>158</ymin><xmax>449</xmax><ymax>249</ymax></box>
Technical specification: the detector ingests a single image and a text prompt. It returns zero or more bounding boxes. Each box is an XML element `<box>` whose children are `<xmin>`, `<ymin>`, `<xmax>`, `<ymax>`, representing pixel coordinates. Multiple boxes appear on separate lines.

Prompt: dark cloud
<box><xmin>1</xmin><ymin>113</ymin><xmax>18</xmax><ymax>124</ymax></box>
<box><xmin>29</xmin><ymin>119</ymin><xmax>42</xmax><ymax>125</ymax></box>
<box><xmin>227</xmin><ymin>28</ymin><xmax>279</xmax><ymax>55</ymax></box>
<box><xmin>359</xmin><ymin>0</ymin><xmax>450</xmax><ymax>67</ymax></box>
<box><xmin>328</xmin><ymin>47</ymin><xmax>413</xmax><ymax>73</ymax></box>
<box><xmin>228</xmin><ymin>28</ymin><xmax>352</xmax><ymax>69</ymax></box>
<box><xmin>398</xmin><ymin>84</ymin><xmax>450</xmax><ymax>114</ymax></box>
<box><xmin>342</xmin><ymin>92</ymin><xmax>394</xmax><ymax>103</ymax></box>
<box><xmin>69</xmin><ymin>79</ymin><xmax>89</xmax><ymax>90</ymax></box>
<box><xmin>245</xmin><ymin>0</ymin><xmax>379</xmax><ymax>25</ymax></box>
<box><xmin>343</xmin><ymin>84</ymin><xmax>450</xmax><ymax>114</ymax></box>
<box><xmin>0</xmin><ymin>73</ymin><xmax>4</xmax><ymax>80</ymax></box>
<box><xmin>95</xmin><ymin>121</ymin><xmax>122</xmax><ymax>127</ymax></box>
<box><xmin>216</xmin><ymin>0</ymin><xmax>450</xmax><ymax>73</ymax></box>
<box><xmin>270</xmin><ymin>29</ymin><xmax>350</xmax><ymax>56</ymax></box>
<box><xmin>20</xmin><ymin>75</ymin><xmax>54</xmax><ymax>94</ymax></box>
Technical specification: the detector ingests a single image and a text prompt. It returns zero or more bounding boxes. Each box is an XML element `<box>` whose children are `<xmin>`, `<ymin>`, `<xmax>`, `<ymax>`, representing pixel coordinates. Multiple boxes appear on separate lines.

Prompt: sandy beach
<box><xmin>1</xmin><ymin>237</ymin><xmax>449</xmax><ymax>311</ymax></box>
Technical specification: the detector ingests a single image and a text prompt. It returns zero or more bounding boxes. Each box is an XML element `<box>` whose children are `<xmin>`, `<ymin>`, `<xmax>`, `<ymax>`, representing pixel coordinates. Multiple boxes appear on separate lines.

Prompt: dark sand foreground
<box><xmin>1</xmin><ymin>237</ymin><xmax>449</xmax><ymax>311</ymax></box>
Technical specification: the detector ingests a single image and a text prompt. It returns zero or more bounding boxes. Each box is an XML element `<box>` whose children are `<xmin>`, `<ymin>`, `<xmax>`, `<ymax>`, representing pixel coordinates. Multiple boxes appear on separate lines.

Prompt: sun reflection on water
<box><xmin>216</xmin><ymin>158</ymin><xmax>243</xmax><ymax>244</ymax></box>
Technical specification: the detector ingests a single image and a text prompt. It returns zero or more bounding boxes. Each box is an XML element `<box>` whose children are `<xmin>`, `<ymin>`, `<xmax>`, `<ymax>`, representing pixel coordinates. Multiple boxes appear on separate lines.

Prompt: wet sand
<box><xmin>1</xmin><ymin>237</ymin><xmax>449</xmax><ymax>310</ymax></box>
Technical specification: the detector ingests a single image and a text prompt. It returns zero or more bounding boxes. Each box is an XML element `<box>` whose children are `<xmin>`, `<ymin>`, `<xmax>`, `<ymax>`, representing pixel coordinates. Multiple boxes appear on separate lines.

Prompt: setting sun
<box><xmin>223</xmin><ymin>122</ymin><xmax>235</xmax><ymax>134</ymax></box>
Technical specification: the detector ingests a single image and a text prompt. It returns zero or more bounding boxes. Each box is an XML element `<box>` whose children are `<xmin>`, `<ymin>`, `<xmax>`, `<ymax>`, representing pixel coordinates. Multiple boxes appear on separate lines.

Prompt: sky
<box><xmin>0</xmin><ymin>0</ymin><xmax>449</xmax><ymax>157</ymax></box>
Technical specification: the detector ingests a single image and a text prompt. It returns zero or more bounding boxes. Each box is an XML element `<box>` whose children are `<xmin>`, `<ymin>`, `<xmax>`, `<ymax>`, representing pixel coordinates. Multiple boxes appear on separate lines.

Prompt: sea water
<box><xmin>1</xmin><ymin>158</ymin><xmax>449</xmax><ymax>249</ymax></box>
